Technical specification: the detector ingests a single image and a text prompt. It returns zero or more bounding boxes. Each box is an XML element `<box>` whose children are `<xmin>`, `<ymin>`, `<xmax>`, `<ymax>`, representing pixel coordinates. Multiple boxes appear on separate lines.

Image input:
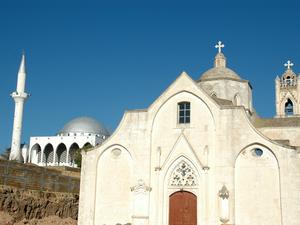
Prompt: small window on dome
<box><xmin>178</xmin><ymin>102</ymin><xmax>190</xmax><ymax>124</ymax></box>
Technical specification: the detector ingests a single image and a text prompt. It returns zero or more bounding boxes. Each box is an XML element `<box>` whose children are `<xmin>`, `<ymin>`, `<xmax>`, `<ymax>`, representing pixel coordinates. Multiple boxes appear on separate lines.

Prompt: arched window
<box><xmin>233</xmin><ymin>93</ymin><xmax>241</xmax><ymax>106</ymax></box>
<box><xmin>286</xmin><ymin>76</ymin><xmax>292</xmax><ymax>86</ymax></box>
<box><xmin>210</xmin><ymin>92</ymin><xmax>217</xmax><ymax>98</ymax></box>
<box><xmin>178</xmin><ymin>102</ymin><xmax>190</xmax><ymax>124</ymax></box>
<box><xmin>285</xmin><ymin>99</ymin><xmax>294</xmax><ymax>116</ymax></box>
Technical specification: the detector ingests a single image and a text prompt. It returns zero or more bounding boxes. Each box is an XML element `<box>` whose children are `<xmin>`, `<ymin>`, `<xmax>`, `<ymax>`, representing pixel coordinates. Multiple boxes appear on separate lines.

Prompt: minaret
<box><xmin>9</xmin><ymin>52</ymin><xmax>29</xmax><ymax>161</ymax></box>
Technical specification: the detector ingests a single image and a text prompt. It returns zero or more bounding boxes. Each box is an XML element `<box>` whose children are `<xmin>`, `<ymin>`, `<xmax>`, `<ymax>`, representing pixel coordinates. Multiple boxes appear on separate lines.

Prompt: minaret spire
<box><xmin>17</xmin><ymin>52</ymin><xmax>26</xmax><ymax>92</ymax></box>
<box><xmin>9</xmin><ymin>52</ymin><xmax>29</xmax><ymax>162</ymax></box>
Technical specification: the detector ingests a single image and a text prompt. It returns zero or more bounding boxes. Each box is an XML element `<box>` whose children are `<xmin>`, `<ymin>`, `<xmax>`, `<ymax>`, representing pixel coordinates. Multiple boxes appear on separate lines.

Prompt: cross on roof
<box><xmin>284</xmin><ymin>60</ymin><xmax>294</xmax><ymax>70</ymax></box>
<box><xmin>215</xmin><ymin>41</ymin><xmax>225</xmax><ymax>53</ymax></box>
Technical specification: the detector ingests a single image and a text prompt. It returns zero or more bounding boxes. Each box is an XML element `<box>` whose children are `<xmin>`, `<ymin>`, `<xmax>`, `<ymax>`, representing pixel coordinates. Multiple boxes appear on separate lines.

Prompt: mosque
<box><xmin>9</xmin><ymin>42</ymin><xmax>300</xmax><ymax>225</ymax></box>
<box><xmin>9</xmin><ymin>54</ymin><xmax>110</xmax><ymax>167</ymax></box>
<box><xmin>28</xmin><ymin>116</ymin><xmax>110</xmax><ymax>167</ymax></box>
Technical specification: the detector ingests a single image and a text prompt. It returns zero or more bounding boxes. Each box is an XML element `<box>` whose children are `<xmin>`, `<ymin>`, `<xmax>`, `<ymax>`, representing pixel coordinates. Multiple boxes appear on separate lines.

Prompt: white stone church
<box><xmin>78</xmin><ymin>42</ymin><xmax>300</xmax><ymax>225</ymax></box>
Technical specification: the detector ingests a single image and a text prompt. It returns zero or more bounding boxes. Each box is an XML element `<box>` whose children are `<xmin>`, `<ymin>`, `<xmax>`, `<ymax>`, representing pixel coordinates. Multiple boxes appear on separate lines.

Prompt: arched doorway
<box><xmin>169</xmin><ymin>191</ymin><xmax>197</xmax><ymax>225</ymax></box>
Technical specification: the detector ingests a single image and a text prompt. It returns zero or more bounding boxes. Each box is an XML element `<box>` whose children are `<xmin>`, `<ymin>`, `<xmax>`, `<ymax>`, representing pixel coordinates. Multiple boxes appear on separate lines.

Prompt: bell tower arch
<box><xmin>275</xmin><ymin>60</ymin><xmax>300</xmax><ymax>117</ymax></box>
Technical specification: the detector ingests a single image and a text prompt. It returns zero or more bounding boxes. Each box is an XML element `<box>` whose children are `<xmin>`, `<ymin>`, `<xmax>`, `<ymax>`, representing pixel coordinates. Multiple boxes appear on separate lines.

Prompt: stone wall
<box><xmin>0</xmin><ymin>159</ymin><xmax>80</xmax><ymax>193</ymax></box>
<box><xmin>0</xmin><ymin>185</ymin><xmax>78</xmax><ymax>222</ymax></box>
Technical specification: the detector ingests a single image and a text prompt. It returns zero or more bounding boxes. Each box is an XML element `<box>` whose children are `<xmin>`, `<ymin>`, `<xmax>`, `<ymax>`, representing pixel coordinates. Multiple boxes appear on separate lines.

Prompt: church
<box><xmin>78</xmin><ymin>42</ymin><xmax>300</xmax><ymax>225</ymax></box>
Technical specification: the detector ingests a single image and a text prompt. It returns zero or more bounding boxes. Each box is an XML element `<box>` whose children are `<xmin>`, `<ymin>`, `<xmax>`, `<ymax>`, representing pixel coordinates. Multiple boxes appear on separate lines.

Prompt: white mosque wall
<box><xmin>28</xmin><ymin>134</ymin><xmax>101</xmax><ymax>167</ymax></box>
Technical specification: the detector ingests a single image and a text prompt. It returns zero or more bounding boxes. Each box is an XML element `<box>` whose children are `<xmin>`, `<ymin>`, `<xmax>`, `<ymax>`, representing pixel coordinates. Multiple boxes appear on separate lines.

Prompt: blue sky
<box><xmin>1</xmin><ymin>1</ymin><xmax>300</xmax><ymax>152</ymax></box>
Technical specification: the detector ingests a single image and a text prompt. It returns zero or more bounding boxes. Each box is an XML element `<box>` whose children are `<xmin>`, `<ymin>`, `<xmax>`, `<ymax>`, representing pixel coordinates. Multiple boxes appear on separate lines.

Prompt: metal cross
<box><xmin>215</xmin><ymin>41</ymin><xmax>225</xmax><ymax>53</ymax></box>
<box><xmin>284</xmin><ymin>60</ymin><xmax>294</xmax><ymax>70</ymax></box>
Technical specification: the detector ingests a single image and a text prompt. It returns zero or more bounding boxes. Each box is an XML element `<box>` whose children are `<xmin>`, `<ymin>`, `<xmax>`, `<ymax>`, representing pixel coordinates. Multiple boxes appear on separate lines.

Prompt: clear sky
<box><xmin>1</xmin><ymin>1</ymin><xmax>300</xmax><ymax>152</ymax></box>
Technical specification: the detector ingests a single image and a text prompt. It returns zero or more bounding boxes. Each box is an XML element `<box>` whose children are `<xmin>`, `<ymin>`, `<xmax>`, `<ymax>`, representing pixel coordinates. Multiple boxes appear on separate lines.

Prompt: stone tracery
<box><xmin>169</xmin><ymin>160</ymin><xmax>197</xmax><ymax>186</ymax></box>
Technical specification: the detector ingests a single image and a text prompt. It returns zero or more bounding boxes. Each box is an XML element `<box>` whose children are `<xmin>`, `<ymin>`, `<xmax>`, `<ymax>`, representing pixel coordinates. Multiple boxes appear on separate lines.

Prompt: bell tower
<box><xmin>275</xmin><ymin>60</ymin><xmax>300</xmax><ymax>117</ymax></box>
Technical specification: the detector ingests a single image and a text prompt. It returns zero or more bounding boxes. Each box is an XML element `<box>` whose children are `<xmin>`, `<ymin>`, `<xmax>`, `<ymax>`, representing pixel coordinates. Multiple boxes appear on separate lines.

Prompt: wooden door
<box><xmin>169</xmin><ymin>191</ymin><xmax>197</xmax><ymax>225</ymax></box>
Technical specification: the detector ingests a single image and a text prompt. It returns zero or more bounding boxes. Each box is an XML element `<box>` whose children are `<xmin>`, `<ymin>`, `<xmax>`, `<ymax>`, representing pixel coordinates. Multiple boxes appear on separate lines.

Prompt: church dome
<box><xmin>199</xmin><ymin>66</ymin><xmax>241</xmax><ymax>81</ymax></box>
<box><xmin>58</xmin><ymin>116</ymin><xmax>110</xmax><ymax>136</ymax></box>
<box><xmin>198</xmin><ymin>52</ymin><xmax>241</xmax><ymax>81</ymax></box>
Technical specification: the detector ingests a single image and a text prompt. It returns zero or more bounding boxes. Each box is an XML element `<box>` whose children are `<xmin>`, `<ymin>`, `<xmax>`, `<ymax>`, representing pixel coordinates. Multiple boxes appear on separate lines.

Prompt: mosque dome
<box><xmin>58</xmin><ymin>116</ymin><xmax>110</xmax><ymax>136</ymax></box>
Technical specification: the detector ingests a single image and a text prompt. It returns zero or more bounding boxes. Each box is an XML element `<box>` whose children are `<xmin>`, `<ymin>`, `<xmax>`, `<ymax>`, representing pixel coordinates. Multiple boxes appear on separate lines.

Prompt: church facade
<box><xmin>78</xmin><ymin>42</ymin><xmax>300</xmax><ymax>225</ymax></box>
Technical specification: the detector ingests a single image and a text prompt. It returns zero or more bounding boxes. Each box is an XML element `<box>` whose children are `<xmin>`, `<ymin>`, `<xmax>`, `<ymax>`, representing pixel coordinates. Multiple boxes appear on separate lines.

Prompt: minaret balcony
<box><xmin>11</xmin><ymin>91</ymin><xmax>29</xmax><ymax>99</ymax></box>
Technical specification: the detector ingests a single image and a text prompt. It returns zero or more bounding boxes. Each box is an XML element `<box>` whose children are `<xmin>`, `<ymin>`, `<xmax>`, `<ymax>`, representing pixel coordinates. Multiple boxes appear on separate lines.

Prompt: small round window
<box><xmin>111</xmin><ymin>148</ymin><xmax>122</xmax><ymax>158</ymax></box>
<box><xmin>253</xmin><ymin>148</ymin><xmax>263</xmax><ymax>157</ymax></box>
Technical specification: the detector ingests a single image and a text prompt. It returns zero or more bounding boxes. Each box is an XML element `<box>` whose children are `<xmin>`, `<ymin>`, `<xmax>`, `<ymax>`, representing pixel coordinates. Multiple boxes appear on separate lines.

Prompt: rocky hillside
<box><xmin>0</xmin><ymin>211</ymin><xmax>77</xmax><ymax>225</ymax></box>
<box><xmin>0</xmin><ymin>185</ymin><xmax>78</xmax><ymax>224</ymax></box>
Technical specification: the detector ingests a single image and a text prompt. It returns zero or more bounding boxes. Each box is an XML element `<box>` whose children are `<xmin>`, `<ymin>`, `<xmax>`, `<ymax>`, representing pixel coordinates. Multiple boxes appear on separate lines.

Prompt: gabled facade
<box><xmin>79</xmin><ymin>44</ymin><xmax>300</xmax><ymax>225</ymax></box>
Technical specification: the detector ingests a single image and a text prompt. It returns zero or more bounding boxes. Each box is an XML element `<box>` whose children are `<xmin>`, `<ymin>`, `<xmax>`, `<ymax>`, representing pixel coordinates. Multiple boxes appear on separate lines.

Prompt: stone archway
<box><xmin>164</xmin><ymin>158</ymin><xmax>200</xmax><ymax>225</ymax></box>
<box><xmin>43</xmin><ymin>144</ymin><xmax>54</xmax><ymax>166</ymax></box>
<box><xmin>169</xmin><ymin>191</ymin><xmax>197</xmax><ymax>225</ymax></box>
<box><xmin>56</xmin><ymin>143</ymin><xmax>67</xmax><ymax>165</ymax></box>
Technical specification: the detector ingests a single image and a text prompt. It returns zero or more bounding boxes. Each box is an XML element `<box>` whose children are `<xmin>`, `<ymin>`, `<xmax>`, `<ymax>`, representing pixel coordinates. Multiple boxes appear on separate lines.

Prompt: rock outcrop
<box><xmin>0</xmin><ymin>185</ymin><xmax>78</xmax><ymax>223</ymax></box>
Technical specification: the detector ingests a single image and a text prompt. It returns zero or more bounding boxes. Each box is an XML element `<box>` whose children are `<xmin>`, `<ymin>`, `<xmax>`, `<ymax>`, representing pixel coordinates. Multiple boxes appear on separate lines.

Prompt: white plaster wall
<box><xmin>78</xmin><ymin>151</ymin><xmax>98</xmax><ymax>225</ymax></box>
<box><xmin>235</xmin><ymin>146</ymin><xmax>281</xmax><ymax>225</ymax></box>
<box><xmin>95</xmin><ymin>147</ymin><xmax>133</xmax><ymax>225</ymax></box>
<box><xmin>79</xmin><ymin>109</ymin><xmax>150</xmax><ymax>225</ymax></box>
<box><xmin>150</xmin><ymin>91</ymin><xmax>215</xmax><ymax>169</ymax></box>
<box><xmin>258</xmin><ymin>127</ymin><xmax>300</xmax><ymax>146</ymax></box>
<box><xmin>284</xmin><ymin>151</ymin><xmax>300</xmax><ymax>225</ymax></box>
<box><xmin>199</xmin><ymin>79</ymin><xmax>252</xmax><ymax>110</ymax></box>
